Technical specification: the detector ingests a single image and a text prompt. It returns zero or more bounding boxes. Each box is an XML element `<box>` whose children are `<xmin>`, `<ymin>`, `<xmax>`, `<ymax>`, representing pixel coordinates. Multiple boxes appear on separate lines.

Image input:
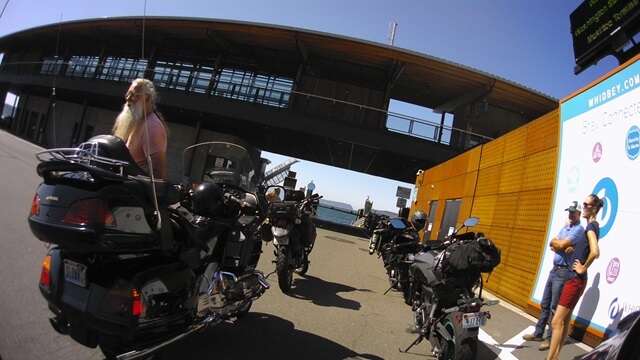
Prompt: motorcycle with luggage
<box><xmin>260</xmin><ymin>186</ymin><xmax>321</xmax><ymax>292</ymax></box>
<box><xmin>403</xmin><ymin>217</ymin><xmax>501</xmax><ymax>360</ymax></box>
<box><xmin>28</xmin><ymin>135</ymin><xmax>271</xmax><ymax>359</ymax></box>
<box><xmin>367</xmin><ymin>215</ymin><xmax>423</xmax><ymax>300</ymax></box>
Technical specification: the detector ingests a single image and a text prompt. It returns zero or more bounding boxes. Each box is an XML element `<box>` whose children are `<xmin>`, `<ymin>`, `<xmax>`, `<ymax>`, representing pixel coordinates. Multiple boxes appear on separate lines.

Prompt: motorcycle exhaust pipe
<box><xmin>484</xmin><ymin>299</ymin><xmax>500</xmax><ymax>306</ymax></box>
<box><xmin>254</xmin><ymin>270</ymin><xmax>271</xmax><ymax>289</ymax></box>
<box><xmin>49</xmin><ymin>317</ymin><xmax>69</xmax><ymax>335</ymax></box>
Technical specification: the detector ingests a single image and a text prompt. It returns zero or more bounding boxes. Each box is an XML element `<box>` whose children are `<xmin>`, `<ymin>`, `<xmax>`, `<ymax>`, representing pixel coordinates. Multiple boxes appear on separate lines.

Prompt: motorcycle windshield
<box><xmin>182</xmin><ymin>142</ymin><xmax>257</xmax><ymax>190</ymax></box>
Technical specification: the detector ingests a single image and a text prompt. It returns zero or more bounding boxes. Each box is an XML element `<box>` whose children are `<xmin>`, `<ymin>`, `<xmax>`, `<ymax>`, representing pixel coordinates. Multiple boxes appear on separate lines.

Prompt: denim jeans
<box><xmin>535</xmin><ymin>267</ymin><xmax>569</xmax><ymax>341</ymax></box>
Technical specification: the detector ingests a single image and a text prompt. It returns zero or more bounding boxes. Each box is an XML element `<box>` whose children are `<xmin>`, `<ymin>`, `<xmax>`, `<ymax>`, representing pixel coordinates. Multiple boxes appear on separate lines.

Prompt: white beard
<box><xmin>113</xmin><ymin>101</ymin><xmax>144</xmax><ymax>141</ymax></box>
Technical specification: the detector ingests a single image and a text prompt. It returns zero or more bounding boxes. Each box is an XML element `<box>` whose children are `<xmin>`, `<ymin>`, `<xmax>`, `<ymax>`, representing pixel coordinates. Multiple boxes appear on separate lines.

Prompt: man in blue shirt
<box><xmin>522</xmin><ymin>201</ymin><xmax>584</xmax><ymax>351</ymax></box>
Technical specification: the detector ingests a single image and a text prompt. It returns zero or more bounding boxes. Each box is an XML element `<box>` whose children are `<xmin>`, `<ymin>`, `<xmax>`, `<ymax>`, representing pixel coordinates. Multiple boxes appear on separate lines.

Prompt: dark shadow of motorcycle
<box><xmin>160</xmin><ymin>312</ymin><xmax>384</xmax><ymax>360</ymax></box>
<box><xmin>282</xmin><ymin>274</ymin><xmax>372</xmax><ymax>311</ymax></box>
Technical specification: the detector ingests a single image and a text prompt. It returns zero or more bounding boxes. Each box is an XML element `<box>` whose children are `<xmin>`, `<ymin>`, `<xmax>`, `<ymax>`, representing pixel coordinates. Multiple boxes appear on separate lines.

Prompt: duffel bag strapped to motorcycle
<box><xmin>441</xmin><ymin>237</ymin><xmax>501</xmax><ymax>274</ymax></box>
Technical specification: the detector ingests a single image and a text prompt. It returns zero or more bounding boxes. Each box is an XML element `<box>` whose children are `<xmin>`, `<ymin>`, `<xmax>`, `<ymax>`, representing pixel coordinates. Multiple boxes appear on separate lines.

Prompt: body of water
<box><xmin>316</xmin><ymin>205</ymin><xmax>358</xmax><ymax>226</ymax></box>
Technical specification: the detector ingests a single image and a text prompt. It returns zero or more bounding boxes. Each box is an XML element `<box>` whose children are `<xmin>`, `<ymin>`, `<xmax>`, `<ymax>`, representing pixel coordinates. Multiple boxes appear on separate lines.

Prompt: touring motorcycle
<box><xmin>403</xmin><ymin>217</ymin><xmax>501</xmax><ymax>360</ymax></box>
<box><xmin>367</xmin><ymin>216</ymin><xmax>421</xmax><ymax>300</ymax></box>
<box><xmin>28</xmin><ymin>135</ymin><xmax>270</xmax><ymax>359</ymax></box>
<box><xmin>261</xmin><ymin>186</ymin><xmax>320</xmax><ymax>292</ymax></box>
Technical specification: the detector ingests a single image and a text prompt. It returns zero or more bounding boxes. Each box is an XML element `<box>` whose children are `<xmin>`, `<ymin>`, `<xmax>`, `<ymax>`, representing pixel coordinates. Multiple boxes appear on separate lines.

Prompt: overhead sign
<box><xmin>570</xmin><ymin>0</ymin><xmax>640</xmax><ymax>74</ymax></box>
<box><xmin>532</xmin><ymin>56</ymin><xmax>640</xmax><ymax>337</ymax></box>
<box><xmin>396</xmin><ymin>186</ymin><xmax>412</xmax><ymax>199</ymax></box>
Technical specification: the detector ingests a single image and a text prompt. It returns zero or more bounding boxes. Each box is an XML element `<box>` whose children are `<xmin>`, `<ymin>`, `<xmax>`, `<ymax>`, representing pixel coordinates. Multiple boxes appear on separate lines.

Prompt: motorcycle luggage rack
<box><xmin>36</xmin><ymin>147</ymin><xmax>130</xmax><ymax>176</ymax></box>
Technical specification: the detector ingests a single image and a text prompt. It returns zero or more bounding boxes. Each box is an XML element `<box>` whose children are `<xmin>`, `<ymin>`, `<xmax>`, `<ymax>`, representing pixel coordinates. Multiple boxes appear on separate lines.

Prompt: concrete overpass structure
<box><xmin>0</xmin><ymin>17</ymin><xmax>558</xmax><ymax>183</ymax></box>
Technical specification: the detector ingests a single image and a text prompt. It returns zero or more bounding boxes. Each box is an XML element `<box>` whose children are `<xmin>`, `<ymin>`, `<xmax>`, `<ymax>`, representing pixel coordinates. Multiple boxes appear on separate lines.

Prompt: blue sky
<box><xmin>0</xmin><ymin>0</ymin><xmax>619</xmax><ymax>212</ymax></box>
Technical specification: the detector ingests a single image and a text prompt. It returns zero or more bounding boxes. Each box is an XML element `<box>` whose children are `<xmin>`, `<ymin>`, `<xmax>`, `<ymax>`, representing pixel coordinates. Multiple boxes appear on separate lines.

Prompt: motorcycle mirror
<box><xmin>463</xmin><ymin>217</ymin><xmax>479</xmax><ymax>227</ymax></box>
<box><xmin>389</xmin><ymin>218</ymin><xmax>407</xmax><ymax>230</ymax></box>
<box><xmin>265</xmin><ymin>185</ymin><xmax>285</xmax><ymax>203</ymax></box>
<box><xmin>450</xmin><ymin>217</ymin><xmax>479</xmax><ymax>238</ymax></box>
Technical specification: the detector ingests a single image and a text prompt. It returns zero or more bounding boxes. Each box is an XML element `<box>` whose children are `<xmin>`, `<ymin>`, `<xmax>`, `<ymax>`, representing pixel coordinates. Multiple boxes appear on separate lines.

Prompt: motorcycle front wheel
<box><xmin>276</xmin><ymin>246</ymin><xmax>293</xmax><ymax>292</ymax></box>
<box><xmin>368</xmin><ymin>233</ymin><xmax>378</xmax><ymax>254</ymax></box>
<box><xmin>440</xmin><ymin>312</ymin><xmax>478</xmax><ymax>360</ymax></box>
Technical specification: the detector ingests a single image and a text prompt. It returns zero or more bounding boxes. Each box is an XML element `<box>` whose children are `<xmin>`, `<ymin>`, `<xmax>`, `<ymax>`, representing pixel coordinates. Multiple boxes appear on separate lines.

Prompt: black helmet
<box><xmin>192</xmin><ymin>182</ymin><xmax>224</xmax><ymax>216</ymax></box>
<box><xmin>410</xmin><ymin>210</ymin><xmax>427</xmax><ymax>230</ymax></box>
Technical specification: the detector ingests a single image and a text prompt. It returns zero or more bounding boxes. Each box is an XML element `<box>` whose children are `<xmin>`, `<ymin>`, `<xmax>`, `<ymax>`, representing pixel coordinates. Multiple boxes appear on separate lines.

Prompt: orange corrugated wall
<box><xmin>411</xmin><ymin>109</ymin><xmax>559</xmax><ymax>310</ymax></box>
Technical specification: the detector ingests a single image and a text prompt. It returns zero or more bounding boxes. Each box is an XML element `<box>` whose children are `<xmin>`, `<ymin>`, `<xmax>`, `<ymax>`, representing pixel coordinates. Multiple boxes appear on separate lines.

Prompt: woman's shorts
<box><xmin>558</xmin><ymin>277</ymin><xmax>587</xmax><ymax>309</ymax></box>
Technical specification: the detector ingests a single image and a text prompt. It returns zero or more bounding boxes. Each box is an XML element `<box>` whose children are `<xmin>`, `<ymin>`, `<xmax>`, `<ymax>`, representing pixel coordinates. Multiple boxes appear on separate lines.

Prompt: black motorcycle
<box><xmin>576</xmin><ymin>310</ymin><xmax>640</xmax><ymax>360</ymax></box>
<box><xmin>403</xmin><ymin>217</ymin><xmax>501</xmax><ymax>360</ymax></box>
<box><xmin>367</xmin><ymin>216</ymin><xmax>421</xmax><ymax>299</ymax></box>
<box><xmin>28</xmin><ymin>136</ymin><xmax>270</xmax><ymax>359</ymax></box>
<box><xmin>261</xmin><ymin>186</ymin><xmax>321</xmax><ymax>292</ymax></box>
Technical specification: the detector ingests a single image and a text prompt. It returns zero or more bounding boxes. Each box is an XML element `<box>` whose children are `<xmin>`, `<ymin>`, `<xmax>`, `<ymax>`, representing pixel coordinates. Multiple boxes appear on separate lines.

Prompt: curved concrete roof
<box><xmin>0</xmin><ymin>17</ymin><xmax>560</xmax><ymax>183</ymax></box>
<box><xmin>0</xmin><ymin>16</ymin><xmax>558</xmax><ymax>119</ymax></box>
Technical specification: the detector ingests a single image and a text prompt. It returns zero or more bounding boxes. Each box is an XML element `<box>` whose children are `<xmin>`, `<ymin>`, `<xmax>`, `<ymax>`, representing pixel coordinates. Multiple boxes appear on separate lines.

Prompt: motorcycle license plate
<box><xmin>64</xmin><ymin>260</ymin><xmax>87</xmax><ymax>287</ymax></box>
<box><xmin>462</xmin><ymin>312</ymin><xmax>486</xmax><ymax>328</ymax></box>
<box><xmin>273</xmin><ymin>238</ymin><xmax>289</xmax><ymax>245</ymax></box>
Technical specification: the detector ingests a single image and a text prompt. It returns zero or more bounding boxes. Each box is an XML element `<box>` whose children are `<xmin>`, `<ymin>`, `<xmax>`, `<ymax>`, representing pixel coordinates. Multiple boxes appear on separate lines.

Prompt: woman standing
<box><xmin>546</xmin><ymin>194</ymin><xmax>603</xmax><ymax>360</ymax></box>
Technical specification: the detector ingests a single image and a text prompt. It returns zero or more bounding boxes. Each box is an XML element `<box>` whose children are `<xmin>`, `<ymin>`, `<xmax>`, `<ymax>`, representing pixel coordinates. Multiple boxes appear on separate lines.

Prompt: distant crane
<box><xmin>263</xmin><ymin>158</ymin><xmax>299</xmax><ymax>186</ymax></box>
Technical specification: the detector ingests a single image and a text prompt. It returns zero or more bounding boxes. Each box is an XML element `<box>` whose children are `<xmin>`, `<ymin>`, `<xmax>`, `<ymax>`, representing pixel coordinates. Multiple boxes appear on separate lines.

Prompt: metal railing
<box><xmin>0</xmin><ymin>60</ymin><xmax>493</xmax><ymax>150</ymax></box>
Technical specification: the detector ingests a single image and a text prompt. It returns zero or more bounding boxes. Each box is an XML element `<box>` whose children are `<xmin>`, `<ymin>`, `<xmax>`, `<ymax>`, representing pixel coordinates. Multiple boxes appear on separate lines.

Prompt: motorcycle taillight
<box><xmin>132</xmin><ymin>288</ymin><xmax>143</xmax><ymax>317</ymax></box>
<box><xmin>39</xmin><ymin>254</ymin><xmax>51</xmax><ymax>291</ymax></box>
<box><xmin>276</xmin><ymin>219</ymin><xmax>288</xmax><ymax>227</ymax></box>
<box><xmin>99</xmin><ymin>280</ymin><xmax>146</xmax><ymax>319</ymax></box>
<box><xmin>30</xmin><ymin>193</ymin><xmax>40</xmax><ymax>216</ymax></box>
<box><xmin>62</xmin><ymin>198</ymin><xmax>116</xmax><ymax>227</ymax></box>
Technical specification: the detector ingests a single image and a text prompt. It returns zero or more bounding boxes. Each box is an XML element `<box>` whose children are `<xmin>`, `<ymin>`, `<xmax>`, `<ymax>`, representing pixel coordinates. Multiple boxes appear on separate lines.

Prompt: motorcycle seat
<box><xmin>131</xmin><ymin>175</ymin><xmax>181</xmax><ymax>206</ymax></box>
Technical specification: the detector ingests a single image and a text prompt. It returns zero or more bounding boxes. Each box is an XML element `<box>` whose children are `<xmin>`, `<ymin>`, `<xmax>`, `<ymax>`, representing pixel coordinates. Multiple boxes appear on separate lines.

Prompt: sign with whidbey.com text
<box><xmin>532</xmin><ymin>56</ymin><xmax>640</xmax><ymax>336</ymax></box>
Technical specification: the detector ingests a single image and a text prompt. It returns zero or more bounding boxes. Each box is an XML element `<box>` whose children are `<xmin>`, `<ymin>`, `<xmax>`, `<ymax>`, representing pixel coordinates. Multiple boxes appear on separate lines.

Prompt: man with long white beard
<box><xmin>112</xmin><ymin>78</ymin><xmax>168</xmax><ymax>178</ymax></box>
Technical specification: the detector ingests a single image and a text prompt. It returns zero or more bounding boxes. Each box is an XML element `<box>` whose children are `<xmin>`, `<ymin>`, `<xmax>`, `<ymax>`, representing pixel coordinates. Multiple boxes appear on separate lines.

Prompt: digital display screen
<box><xmin>570</xmin><ymin>0</ymin><xmax>640</xmax><ymax>72</ymax></box>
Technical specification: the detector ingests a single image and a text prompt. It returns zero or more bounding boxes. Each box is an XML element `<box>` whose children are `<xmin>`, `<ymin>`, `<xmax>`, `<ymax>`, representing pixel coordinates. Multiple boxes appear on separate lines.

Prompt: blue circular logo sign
<box><xmin>609</xmin><ymin>297</ymin><xmax>620</xmax><ymax>320</ymax></box>
<box><xmin>626</xmin><ymin>125</ymin><xmax>640</xmax><ymax>160</ymax></box>
<box><xmin>592</xmin><ymin>177</ymin><xmax>618</xmax><ymax>239</ymax></box>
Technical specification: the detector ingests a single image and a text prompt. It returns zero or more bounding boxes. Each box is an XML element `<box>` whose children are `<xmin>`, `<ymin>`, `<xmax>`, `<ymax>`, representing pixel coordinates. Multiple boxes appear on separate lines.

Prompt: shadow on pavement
<box><xmin>160</xmin><ymin>312</ymin><xmax>384</xmax><ymax>360</ymax></box>
<box><xmin>285</xmin><ymin>274</ymin><xmax>374</xmax><ymax>310</ymax></box>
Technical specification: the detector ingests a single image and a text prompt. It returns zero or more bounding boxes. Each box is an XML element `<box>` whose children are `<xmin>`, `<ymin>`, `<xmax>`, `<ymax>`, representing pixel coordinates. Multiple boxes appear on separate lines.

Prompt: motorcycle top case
<box><xmin>28</xmin><ymin>180</ymin><xmax>162</xmax><ymax>254</ymax></box>
<box><xmin>441</xmin><ymin>237</ymin><xmax>501</xmax><ymax>275</ymax></box>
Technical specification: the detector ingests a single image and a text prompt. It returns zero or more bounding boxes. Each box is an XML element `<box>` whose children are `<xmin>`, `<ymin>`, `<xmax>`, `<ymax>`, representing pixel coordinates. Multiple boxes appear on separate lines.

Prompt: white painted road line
<box><xmin>479</xmin><ymin>325</ymin><xmax>536</xmax><ymax>360</ymax></box>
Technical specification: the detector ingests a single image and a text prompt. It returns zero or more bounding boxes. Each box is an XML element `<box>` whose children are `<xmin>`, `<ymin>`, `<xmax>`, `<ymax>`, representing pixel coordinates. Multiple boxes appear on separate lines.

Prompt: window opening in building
<box><xmin>387</xmin><ymin>100</ymin><xmax>453</xmax><ymax>145</ymax></box>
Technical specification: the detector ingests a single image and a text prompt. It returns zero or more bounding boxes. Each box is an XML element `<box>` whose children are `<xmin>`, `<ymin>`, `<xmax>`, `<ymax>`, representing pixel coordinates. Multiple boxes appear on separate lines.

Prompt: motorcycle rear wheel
<box><xmin>440</xmin><ymin>312</ymin><xmax>477</xmax><ymax>360</ymax></box>
<box><xmin>276</xmin><ymin>246</ymin><xmax>293</xmax><ymax>292</ymax></box>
